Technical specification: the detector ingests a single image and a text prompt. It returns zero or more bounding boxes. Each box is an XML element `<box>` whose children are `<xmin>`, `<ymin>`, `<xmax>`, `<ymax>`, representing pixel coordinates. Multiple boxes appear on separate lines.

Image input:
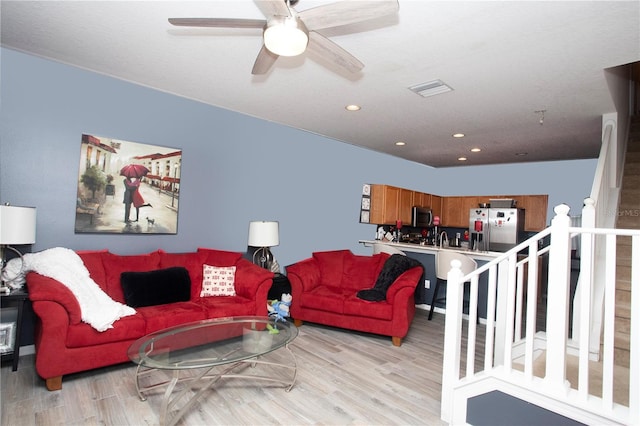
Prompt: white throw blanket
<box><xmin>4</xmin><ymin>247</ymin><xmax>136</xmax><ymax>331</ymax></box>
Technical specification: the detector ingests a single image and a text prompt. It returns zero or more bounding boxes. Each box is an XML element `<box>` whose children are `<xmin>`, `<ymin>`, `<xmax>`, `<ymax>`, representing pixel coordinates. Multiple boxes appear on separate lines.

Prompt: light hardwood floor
<box><xmin>1</xmin><ymin>311</ymin><xmax>452</xmax><ymax>426</ymax></box>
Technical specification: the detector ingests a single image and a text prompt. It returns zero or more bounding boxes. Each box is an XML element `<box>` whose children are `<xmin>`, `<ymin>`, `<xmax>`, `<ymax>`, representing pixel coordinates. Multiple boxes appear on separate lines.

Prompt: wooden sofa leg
<box><xmin>293</xmin><ymin>319</ymin><xmax>303</xmax><ymax>327</ymax></box>
<box><xmin>391</xmin><ymin>336</ymin><xmax>402</xmax><ymax>347</ymax></box>
<box><xmin>45</xmin><ymin>376</ymin><xmax>63</xmax><ymax>391</ymax></box>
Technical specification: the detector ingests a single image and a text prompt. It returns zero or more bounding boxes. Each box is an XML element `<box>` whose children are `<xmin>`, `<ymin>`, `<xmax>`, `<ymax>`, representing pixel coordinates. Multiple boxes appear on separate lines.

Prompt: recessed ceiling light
<box><xmin>345</xmin><ymin>104</ymin><xmax>361</xmax><ymax>111</ymax></box>
<box><xmin>515</xmin><ymin>152</ymin><xmax>528</xmax><ymax>156</ymax></box>
<box><xmin>453</xmin><ymin>133</ymin><xmax>465</xmax><ymax>138</ymax></box>
<box><xmin>458</xmin><ymin>157</ymin><xmax>467</xmax><ymax>161</ymax></box>
<box><xmin>395</xmin><ymin>141</ymin><xmax>406</xmax><ymax>146</ymax></box>
<box><xmin>470</xmin><ymin>148</ymin><xmax>481</xmax><ymax>152</ymax></box>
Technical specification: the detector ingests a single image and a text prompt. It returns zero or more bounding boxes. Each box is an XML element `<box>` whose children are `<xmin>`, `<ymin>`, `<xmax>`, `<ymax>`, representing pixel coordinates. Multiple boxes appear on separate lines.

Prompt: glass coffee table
<box><xmin>128</xmin><ymin>316</ymin><xmax>298</xmax><ymax>426</ymax></box>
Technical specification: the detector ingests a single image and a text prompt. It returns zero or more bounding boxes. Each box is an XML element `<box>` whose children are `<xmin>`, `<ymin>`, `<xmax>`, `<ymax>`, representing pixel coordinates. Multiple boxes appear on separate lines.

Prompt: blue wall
<box><xmin>0</xmin><ymin>48</ymin><xmax>596</xmax><ymax>269</ymax></box>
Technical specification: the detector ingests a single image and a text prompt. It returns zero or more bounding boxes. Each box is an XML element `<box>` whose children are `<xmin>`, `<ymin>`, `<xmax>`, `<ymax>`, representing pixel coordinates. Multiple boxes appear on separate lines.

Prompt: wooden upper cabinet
<box><xmin>413</xmin><ymin>191</ymin><xmax>430</xmax><ymax>209</ymax></box>
<box><xmin>367</xmin><ymin>185</ymin><xmax>547</xmax><ymax>231</ymax></box>
<box><xmin>399</xmin><ymin>189</ymin><xmax>413</xmax><ymax>224</ymax></box>
<box><xmin>442</xmin><ymin>196</ymin><xmax>474</xmax><ymax>228</ymax></box>
<box><xmin>430</xmin><ymin>195</ymin><xmax>442</xmax><ymax>221</ymax></box>
<box><xmin>369</xmin><ymin>185</ymin><xmax>400</xmax><ymax>225</ymax></box>
<box><xmin>517</xmin><ymin>195</ymin><xmax>549</xmax><ymax>231</ymax></box>
<box><xmin>369</xmin><ymin>185</ymin><xmax>412</xmax><ymax>225</ymax></box>
<box><xmin>481</xmin><ymin>194</ymin><xmax>549</xmax><ymax>231</ymax></box>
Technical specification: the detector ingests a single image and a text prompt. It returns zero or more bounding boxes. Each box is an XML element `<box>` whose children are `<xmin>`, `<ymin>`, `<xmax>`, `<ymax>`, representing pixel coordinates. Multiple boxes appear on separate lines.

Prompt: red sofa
<box><xmin>286</xmin><ymin>250</ymin><xmax>423</xmax><ymax>346</ymax></box>
<box><xmin>26</xmin><ymin>248</ymin><xmax>273</xmax><ymax>391</ymax></box>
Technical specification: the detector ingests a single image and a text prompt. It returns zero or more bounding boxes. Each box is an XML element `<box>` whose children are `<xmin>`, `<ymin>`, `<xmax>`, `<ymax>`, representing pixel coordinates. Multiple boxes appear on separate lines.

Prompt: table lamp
<box><xmin>0</xmin><ymin>204</ymin><xmax>37</xmax><ymax>292</ymax></box>
<box><xmin>247</xmin><ymin>221</ymin><xmax>279</xmax><ymax>270</ymax></box>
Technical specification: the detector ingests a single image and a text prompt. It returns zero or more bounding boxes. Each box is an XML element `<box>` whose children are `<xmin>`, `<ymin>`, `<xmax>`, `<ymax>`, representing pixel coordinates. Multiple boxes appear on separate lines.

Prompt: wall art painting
<box><xmin>75</xmin><ymin>134</ymin><xmax>181</xmax><ymax>234</ymax></box>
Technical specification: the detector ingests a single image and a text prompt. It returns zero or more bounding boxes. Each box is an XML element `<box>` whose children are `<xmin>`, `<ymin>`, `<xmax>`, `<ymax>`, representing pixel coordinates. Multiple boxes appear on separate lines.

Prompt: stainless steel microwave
<box><xmin>411</xmin><ymin>206</ymin><xmax>433</xmax><ymax>227</ymax></box>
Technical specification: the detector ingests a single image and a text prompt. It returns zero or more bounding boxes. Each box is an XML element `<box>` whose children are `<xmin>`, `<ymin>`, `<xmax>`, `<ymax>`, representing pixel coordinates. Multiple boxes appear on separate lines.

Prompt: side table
<box><xmin>268</xmin><ymin>273</ymin><xmax>291</xmax><ymax>300</ymax></box>
<box><xmin>0</xmin><ymin>288</ymin><xmax>29</xmax><ymax>371</ymax></box>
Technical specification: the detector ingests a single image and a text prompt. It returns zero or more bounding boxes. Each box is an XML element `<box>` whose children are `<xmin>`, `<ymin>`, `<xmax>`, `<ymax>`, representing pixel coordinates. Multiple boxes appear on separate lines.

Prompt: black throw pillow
<box><xmin>121</xmin><ymin>266</ymin><xmax>191</xmax><ymax>308</ymax></box>
<box><xmin>357</xmin><ymin>254</ymin><xmax>423</xmax><ymax>302</ymax></box>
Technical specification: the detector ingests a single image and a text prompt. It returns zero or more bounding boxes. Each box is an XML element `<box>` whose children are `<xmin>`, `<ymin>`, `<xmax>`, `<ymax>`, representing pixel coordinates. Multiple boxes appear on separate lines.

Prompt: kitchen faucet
<box><xmin>439</xmin><ymin>231</ymin><xmax>448</xmax><ymax>248</ymax></box>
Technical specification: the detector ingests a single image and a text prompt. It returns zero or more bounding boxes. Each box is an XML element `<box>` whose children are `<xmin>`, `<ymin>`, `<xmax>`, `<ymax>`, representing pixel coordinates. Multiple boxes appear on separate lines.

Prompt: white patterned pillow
<box><xmin>200</xmin><ymin>265</ymin><xmax>237</xmax><ymax>297</ymax></box>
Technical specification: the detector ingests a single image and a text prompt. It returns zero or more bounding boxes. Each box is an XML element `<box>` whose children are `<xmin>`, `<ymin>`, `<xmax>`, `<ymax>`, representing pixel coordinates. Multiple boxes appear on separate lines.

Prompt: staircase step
<box><xmin>621</xmin><ymin>174</ymin><xmax>640</xmax><ymax>189</ymax></box>
<box><xmin>515</xmin><ymin>351</ymin><xmax>630</xmax><ymax>404</ymax></box>
<box><xmin>624</xmin><ymin>161</ymin><xmax>640</xmax><ymax>175</ymax></box>
<box><xmin>616</xmin><ymin>267</ymin><xmax>631</xmax><ymax>291</ymax></box>
<box><xmin>615</xmin><ymin>317</ymin><xmax>631</xmax><ymax>348</ymax></box>
<box><xmin>625</xmin><ymin>151</ymin><xmax>640</xmax><ymax>162</ymax></box>
<box><xmin>619</xmin><ymin>187</ymin><xmax>640</xmax><ymax>202</ymax></box>
<box><xmin>616</xmin><ymin>288</ymin><xmax>631</xmax><ymax>318</ymax></box>
<box><xmin>618</xmin><ymin>195</ymin><xmax>640</xmax><ymax>211</ymax></box>
<box><xmin>616</xmin><ymin>214</ymin><xmax>640</xmax><ymax>228</ymax></box>
<box><xmin>614</xmin><ymin>347</ymin><xmax>630</xmax><ymax>369</ymax></box>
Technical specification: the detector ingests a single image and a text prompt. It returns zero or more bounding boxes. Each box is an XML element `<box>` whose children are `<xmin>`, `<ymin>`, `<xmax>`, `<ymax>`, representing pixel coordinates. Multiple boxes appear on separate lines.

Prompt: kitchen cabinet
<box><xmin>370</xmin><ymin>185</ymin><xmax>413</xmax><ymax>225</ymax></box>
<box><xmin>442</xmin><ymin>196</ymin><xmax>482</xmax><ymax>228</ymax></box>
<box><xmin>368</xmin><ymin>185</ymin><xmax>420</xmax><ymax>225</ymax></box>
<box><xmin>480</xmin><ymin>194</ymin><xmax>549</xmax><ymax>231</ymax></box>
<box><xmin>365</xmin><ymin>185</ymin><xmax>547</xmax><ymax>231</ymax></box>
<box><xmin>413</xmin><ymin>192</ymin><xmax>430</xmax><ymax>209</ymax></box>
<box><xmin>442</xmin><ymin>196</ymin><xmax>464</xmax><ymax>227</ymax></box>
<box><xmin>515</xmin><ymin>195</ymin><xmax>549</xmax><ymax>231</ymax></box>
<box><xmin>430</xmin><ymin>195</ymin><xmax>442</xmax><ymax>221</ymax></box>
<box><xmin>399</xmin><ymin>189</ymin><xmax>413</xmax><ymax>224</ymax></box>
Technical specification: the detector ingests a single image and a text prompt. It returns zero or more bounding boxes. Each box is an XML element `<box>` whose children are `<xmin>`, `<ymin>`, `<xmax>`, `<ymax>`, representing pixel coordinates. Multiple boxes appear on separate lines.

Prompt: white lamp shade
<box><xmin>0</xmin><ymin>205</ymin><xmax>37</xmax><ymax>244</ymax></box>
<box><xmin>248</xmin><ymin>221</ymin><xmax>279</xmax><ymax>247</ymax></box>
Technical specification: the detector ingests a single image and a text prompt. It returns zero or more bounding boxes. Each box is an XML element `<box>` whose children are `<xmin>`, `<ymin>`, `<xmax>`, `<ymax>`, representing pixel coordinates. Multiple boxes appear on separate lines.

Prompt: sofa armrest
<box><xmin>385</xmin><ymin>266</ymin><xmax>424</xmax><ymax>304</ymax></box>
<box><xmin>285</xmin><ymin>258</ymin><xmax>321</xmax><ymax>295</ymax></box>
<box><xmin>233</xmin><ymin>258</ymin><xmax>274</xmax><ymax>301</ymax></box>
<box><xmin>27</xmin><ymin>272</ymin><xmax>82</xmax><ymax>325</ymax></box>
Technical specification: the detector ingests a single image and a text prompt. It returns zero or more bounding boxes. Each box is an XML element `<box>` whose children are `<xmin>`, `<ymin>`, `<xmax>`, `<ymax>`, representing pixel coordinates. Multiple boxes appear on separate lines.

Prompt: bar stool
<box><xmin>428</xmin><ymin>250</ymin><xmax>478</xmax><ymax>320</ymax></box>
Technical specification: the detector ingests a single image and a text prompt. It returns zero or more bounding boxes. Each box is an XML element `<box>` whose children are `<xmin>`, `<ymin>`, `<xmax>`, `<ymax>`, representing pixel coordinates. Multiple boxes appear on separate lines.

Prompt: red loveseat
<box><xmin>286</xmin><ymin>250</ymin><xmax>424</xmax><ymax>346</ymax></box>
<box><xmin>26</xmin><ymin>248</ymin><xmax>273</xmax><ymax>391</ymax></box>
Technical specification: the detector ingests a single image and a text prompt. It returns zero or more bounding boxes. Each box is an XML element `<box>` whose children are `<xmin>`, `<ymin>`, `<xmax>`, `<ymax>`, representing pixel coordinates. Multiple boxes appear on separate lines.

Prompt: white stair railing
<box><xmin>441</xmin><ymin>200</ymin><xmax>639</xmax><ymax>425</ymax></box>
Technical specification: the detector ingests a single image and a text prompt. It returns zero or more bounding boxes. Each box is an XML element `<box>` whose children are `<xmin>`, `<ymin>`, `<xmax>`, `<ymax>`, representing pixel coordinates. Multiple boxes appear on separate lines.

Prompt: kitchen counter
<box><xmin>358</xmin><ymin>240</ymin><xmax>503</xmax><ymax>261</ymax></box>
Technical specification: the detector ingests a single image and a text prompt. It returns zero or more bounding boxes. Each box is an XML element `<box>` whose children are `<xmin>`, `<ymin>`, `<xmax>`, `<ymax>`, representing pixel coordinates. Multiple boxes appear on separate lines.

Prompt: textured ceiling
<box><xmin>2</xmin><ymin>0</ymin><xmax>639</xmax><ymax>167</ymax></box>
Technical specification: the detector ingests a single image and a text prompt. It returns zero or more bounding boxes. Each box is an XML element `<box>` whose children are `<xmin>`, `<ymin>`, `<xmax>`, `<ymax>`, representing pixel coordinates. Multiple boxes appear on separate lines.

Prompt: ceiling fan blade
<box><xmin>306</xmin><ymin>31</ymin><xmax>363</xmax><ymax>74</ymax></box>
<box><xmin>168</xmin><ymin>18</ymin><xmax>266</xmax><ymax>29</ymax></box>
<box><xmin>254</xmin><ymin>0</ymin><xmax>291</xmax><ymax>18</ymax></box>
<box><xmin>252</xmin><ymin>45</ymin><xmax>279</xmax><ymax>75</ymax></box>
<box><xmin>299</xmin><ymin>0</ymin><xmax>398</xmax><ymax>31</ymax></box>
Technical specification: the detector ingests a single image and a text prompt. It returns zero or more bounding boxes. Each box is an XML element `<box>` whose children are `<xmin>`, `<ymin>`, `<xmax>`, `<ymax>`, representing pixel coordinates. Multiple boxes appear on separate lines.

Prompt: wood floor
<box><xmin>1</xmin><ymin>310</ymin><xmax>450</xmax><ymax>426</ymax></box>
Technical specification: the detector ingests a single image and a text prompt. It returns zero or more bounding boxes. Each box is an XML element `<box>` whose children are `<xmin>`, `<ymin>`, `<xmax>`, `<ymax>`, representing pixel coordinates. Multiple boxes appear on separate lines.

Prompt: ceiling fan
<box><xmin>168</xmin><ymin>0</ymin><xmax>399</xmax><ymax>75</ymax></box>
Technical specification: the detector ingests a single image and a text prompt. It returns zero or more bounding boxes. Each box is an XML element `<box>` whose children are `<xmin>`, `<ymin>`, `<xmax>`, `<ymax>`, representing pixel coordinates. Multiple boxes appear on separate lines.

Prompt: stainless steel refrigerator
<box><xmin>469</xmin><ymin>208</ymin><xmax>525</xmax><ymax>252</ymax></box>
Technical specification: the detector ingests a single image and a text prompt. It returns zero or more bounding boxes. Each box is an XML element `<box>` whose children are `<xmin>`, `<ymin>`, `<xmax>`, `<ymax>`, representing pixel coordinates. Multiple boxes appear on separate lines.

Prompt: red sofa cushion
<box><xmin>77</xmin><ymin>249</ymin><xmax>109</xmax><ymax>292</ymax></box>
<box><xmin>299</xmin><ymin>285</ymin><xmax>347</xmax><ymax>314</ymax></box>
<box><xmin>313</xmin><ymin>250</ymin><xmax>350</xmax><ymax>286</ymax></box>
<box><xmin>196</xmin><ymin>296</ymin><xmax>257</xmax><ymax>318</ymax></box>
<box><xmin>66</xmin><ymin>313</ymin><xmax>146</xmax><ymax>348</ymax></box>
<box><xmin>197</xmin><ymin>248</ymin><xmax>243</xmax><ymax>266</ymax></box>
<box><xmin>102</xmin><ymin>251</ymin><xmax>162</xmax><ymax>303</ymax></box>
<box><xmin>342</xmin><ymin>252</ymin><xmax>388</xmax><ymax>291</ymax></box>
<box><xmin>136</xmin><ymin>302</ymin><xmax>207</xmax><ymax>334</ymax></box>
<box><xmin>343</xmin><ymin>294</ymin><xmax>393</xmax><ymax>320</ymax></box>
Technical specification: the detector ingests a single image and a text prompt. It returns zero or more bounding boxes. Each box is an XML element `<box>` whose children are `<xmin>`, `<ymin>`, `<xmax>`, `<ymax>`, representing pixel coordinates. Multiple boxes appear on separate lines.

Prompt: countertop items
<box><xmin>359</xmin><ymin>240</ymin><xmax>502</xmax><ymax>261</ymax></box>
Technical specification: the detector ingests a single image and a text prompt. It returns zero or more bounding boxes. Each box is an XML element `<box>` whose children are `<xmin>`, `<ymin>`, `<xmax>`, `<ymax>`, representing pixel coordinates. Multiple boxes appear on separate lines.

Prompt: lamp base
<box><xmin>252</xmin><ymin>247</ymin><xmax>274</xmax><ymax>270</ymax></box>
<box><xmin>1</xmin><ymin>245</ymin><xmax>27</xmax><ymax>290</ymax></box>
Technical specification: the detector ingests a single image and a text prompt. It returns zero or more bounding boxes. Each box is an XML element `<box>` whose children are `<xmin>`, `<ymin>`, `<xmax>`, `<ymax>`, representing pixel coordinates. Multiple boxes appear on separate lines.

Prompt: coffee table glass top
<box><xmin>127</xmin><ymin>316</ymin><xmax>297</xmax><ymax>370</ymax></box>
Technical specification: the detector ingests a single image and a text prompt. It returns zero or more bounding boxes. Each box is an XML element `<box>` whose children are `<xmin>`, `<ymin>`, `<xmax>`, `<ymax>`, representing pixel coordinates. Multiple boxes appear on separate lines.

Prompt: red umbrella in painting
<box><xmin>120</xmin><ymin>164</ymin><xmax>150</xmax><ymax>179</ymax></box>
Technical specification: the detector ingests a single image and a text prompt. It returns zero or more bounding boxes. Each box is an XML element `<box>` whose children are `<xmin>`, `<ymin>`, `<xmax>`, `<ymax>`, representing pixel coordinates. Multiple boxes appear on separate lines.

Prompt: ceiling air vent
<box><xmin>409</xmin><ymin>80</ymin><xmax>453</xmax><ymax>98</ymax></box>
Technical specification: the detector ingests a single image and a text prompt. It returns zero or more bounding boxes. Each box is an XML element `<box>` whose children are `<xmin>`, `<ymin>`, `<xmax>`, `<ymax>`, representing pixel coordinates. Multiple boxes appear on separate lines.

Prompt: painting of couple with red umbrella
<box><xmin>75</xmin><ymin>134</ymin><xmax>182</xmax><ymax>234</ymax></box>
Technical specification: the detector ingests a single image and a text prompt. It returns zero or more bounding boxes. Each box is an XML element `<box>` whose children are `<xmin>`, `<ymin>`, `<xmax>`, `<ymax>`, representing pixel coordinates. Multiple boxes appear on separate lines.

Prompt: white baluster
<box><xmin>546</xmin><ymin>204</ymin><xmax>571</xmax><ymax>390</ymax></box>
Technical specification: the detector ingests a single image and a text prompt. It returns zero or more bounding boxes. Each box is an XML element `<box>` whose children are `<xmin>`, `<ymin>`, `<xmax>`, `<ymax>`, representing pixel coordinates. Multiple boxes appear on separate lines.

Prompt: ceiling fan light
<box><xmin>264</xmin><ymin>16</ymin><xmax>308</xmax><ymax>57</ymax></box>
